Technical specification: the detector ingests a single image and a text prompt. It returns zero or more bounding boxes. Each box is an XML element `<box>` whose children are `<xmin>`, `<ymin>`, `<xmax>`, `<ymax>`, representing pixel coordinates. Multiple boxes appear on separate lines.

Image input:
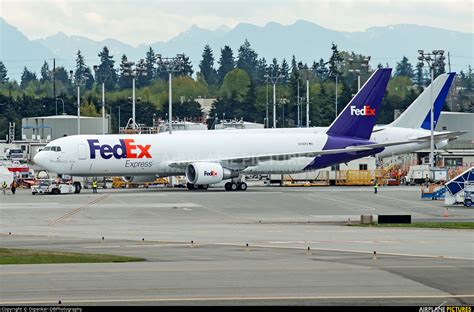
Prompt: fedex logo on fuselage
<box><xmin>350</xmin><ymin>105</ymin><xmax>376</xmax><ymax>116</ymax></box>
<box><xmin>88</xmin><ymin>139</ymin><xmax>152</xmax><ymax>159</ymax></box>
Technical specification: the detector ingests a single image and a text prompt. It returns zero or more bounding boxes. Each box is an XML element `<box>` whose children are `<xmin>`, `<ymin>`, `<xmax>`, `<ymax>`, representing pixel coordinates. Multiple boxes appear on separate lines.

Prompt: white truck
<box><xmin>405</xmin><ymin>165</ymin><xmax>448</xmax><ymax>185</ymax></box>
<box><xmin>32</xmin><ymin>179</ymin><xmax>74</xmax><ymax>195</ymax></box>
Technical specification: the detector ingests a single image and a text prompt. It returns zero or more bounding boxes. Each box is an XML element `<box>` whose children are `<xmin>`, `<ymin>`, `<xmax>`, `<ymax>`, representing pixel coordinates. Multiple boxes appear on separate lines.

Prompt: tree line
<box><xmin>0</xmin><ymin>40</ymin><xmax>472</xmax><ymax>139</ymax></box>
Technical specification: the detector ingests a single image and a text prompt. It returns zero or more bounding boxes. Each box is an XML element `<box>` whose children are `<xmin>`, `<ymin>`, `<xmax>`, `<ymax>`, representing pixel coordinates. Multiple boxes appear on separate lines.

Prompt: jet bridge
<box><xmin>444</xmin><ymin>167</ymin><xmax>474</xmax><ymax>206</ymax></box>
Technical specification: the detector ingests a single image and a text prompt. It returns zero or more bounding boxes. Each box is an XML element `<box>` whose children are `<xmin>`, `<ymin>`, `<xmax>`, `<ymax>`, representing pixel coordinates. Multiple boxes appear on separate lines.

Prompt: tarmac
<box><xmin>0</xmin><ymin>185</ymin><xmax>473</xmax><ymax>306</ymax></box>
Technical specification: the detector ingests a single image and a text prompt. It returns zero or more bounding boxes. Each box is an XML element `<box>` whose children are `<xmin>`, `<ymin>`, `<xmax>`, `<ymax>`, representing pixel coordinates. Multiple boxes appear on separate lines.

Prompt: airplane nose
<box><xmin>33</xmin><ymin>152</ymin><xmax>45</xmax><ymax>168</ymax></box>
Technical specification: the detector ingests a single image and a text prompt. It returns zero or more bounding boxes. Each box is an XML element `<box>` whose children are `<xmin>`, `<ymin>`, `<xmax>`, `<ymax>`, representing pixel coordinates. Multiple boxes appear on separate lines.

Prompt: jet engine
<box><xmin>185</xmin><ymin>162</ymin><xmax>238</xmax><ymax>185</ymax></box>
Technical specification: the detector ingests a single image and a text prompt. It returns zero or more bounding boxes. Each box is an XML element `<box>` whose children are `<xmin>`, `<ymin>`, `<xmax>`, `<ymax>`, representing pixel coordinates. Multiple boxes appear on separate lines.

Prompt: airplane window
<box><xmin>43</xmin><ymin>146</ymin><xmax>51</xmax><ymax>151</ymax></box>
<box><xmin>56</xmin><ymin>146</ymin><xmax>61</xmax><ymax>152</ymax></box>
<box><xmin>51</xmin><ymin>146</ymin><xmax>57</xmax><ymax>152</ymax></box>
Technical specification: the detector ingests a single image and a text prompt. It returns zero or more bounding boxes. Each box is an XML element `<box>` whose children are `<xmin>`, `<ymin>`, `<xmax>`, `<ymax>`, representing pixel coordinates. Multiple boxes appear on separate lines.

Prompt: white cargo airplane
<box><xmin>35</xmin><ymin>68</ymin><xmax>417</xmax><ymax>192</ymax></box>
<box><xmin>120</xmin><ymin>73</ymin><xmax>461</xmax><ymax>185</ymax></box>
<box><xmin>206</xmin><ymin>72</ymin><xmax>460</xmax><ymax>159</ymax></box>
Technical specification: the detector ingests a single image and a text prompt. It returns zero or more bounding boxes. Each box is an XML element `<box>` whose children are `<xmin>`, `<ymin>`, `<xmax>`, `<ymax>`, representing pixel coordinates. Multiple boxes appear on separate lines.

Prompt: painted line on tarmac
<box><xmin>215</xmin><ymin>242</ymin><xmax>474</xmax><ymax>261</ymax></box>
<box><xmin>48</xmin><ymin>195</ymin><xmax>109</xmax><ymax>226</ymax></box>
<box><xmin>374</xmin><ymin>194</ymin><xmax>442</xmax><ymax>209</ymax></box>
<box><xmin>1</xmin><ymin>294</ymin><xmax>473</xmax><ymax>305</ymax></box>
<box><xmin>2</xmin><ymin>265</ymin><xmax>473</xmax><ymax>276</ymax></box>
<box><xmin>308</xmin><ymin>193</ymin><xmax>377</xmax><ymax>211</ymax></box>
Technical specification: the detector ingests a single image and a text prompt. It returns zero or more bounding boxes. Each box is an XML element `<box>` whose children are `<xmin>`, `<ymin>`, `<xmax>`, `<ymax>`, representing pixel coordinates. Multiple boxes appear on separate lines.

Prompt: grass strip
<box><xmin>0</xmin><ymin>248</ymin><xmax>145</xmax><ymax>265</ymax></box>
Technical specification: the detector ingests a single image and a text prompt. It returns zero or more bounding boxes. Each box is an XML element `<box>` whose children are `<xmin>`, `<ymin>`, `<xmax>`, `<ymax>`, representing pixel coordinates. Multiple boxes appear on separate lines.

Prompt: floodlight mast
<box><xmin>156</xmin><ymin>54</ymin><xmax>186</xmax><ymax>134</ymax></box>
<box><xmin>264</xmin><ymin>73</ymin><xmax>285</xmax><ymax>128</ymax></box>
<box><xmin>121</xmin><ymin>59</ymin><xmax>148</xmax><ymax>130</ymax></box>
<box><xmin>418</xmin><ymin>49</ymin><xmax>446</xmax><ymax>180</ymax></box>
<box><xmin>69</xmin><ymin>70</ymin><xmax>86</xmax><ymax>135</ymax></box>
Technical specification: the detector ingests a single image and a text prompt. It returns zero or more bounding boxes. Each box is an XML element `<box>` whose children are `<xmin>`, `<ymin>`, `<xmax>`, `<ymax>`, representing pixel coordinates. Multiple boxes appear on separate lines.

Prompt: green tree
<box><xmin>414</xmin><ymin>62</ymin><xmax>424</xmax><ymax>89</ymax></box>
<box><xmin>220</xmin><ymin>68</ymin><xmax>251</xmax><ymax>100</ymax></box>
<box><xmin>199</xmin><ymin>45</ymin><xmax>217</xmax><ymax>86</ymax></box>
<box><xmin>395</xmin><ymin>56</ymin><xmax>414</xmax><ymax>79</ymax></box>
<box><xmin>255</xmin><ymin>57</ymin><xmax>268</xmax><ymax>84</ymax></box>
<box><xmin>20</xmin><ymin>67</ymin><xmax>37</xmax><ymax>89</ymax></box>
<box><xmin>280</xmin><ymin>59</ymin><xmax>290</xmax><ymax>83</ymax></box>
<box><xmin>177</xmin><ymin>54</ymin><xmax>193</xmax><ymax>77</ymax></box>
<box><xmin>217</xmin><ymin>45</ymin><xmax>235</xmax><ymax>85</ymax></box>
<box><xmin>314</xmin><ymin>58</ymin><xmax>329</xmax><ymax>81</ymax></box>
<box><xmin>97</xmin><ymin>46</ymin><xmax>117</xmax><ymax>90</ymax></box>
<box><xmin>236</xmin><ymin>39</ymin><xmax>258</xmax><ymax>82</ymax></box>
<box><xmin>328</xmin><ymin>43</ymin><xmax>343</xmax><ymax>80</ymax></box>
<box><xmin>40</xmin><ymin>61</ymin><xmax>51</xmax><ymax>84</ymax></box>
<box><xmin>80</xmin><ymin>102</ymin><xmax>100</xmax><ymax>117</ymax></box>
<box><xmin>0</xmin><ymin>61</ymin><xmax>8</xmax><ymax>83</ymax></box>
<box><xmin>268</xmin><ymin>58</ymin><xmax>280</xmax><ymax>77</ymax></box>
<box><xmin>118</xmin><ymin>54</ymin><xmax>132</xmax><ymax>89</ymax></box>
<box><xmin>466</xmin><ymin>65</ymin><xmax>472</xmax><ymax>91</ymax></box>
<box><xmin>138</xmin><ymin>47</ymin><xmax>156</xmax><ymax>86</ymax></box>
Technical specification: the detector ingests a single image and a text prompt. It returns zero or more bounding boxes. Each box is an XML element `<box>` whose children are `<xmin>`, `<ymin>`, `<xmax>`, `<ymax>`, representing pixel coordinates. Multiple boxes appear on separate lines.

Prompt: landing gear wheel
<box><xmin>73</xmin><ymin>182</ymin><xmax>81</xmax><ymax>194</ymax></box>
<box><xmin>225</xmin><ymin>182</ymin><xmax>232</xmax><ymax>191</ymax></box>
<box><xmin>187</xmin><ymin>183</ymin><xmax>196</xmax><ymax>190</ymax></box>
<box><xmin>238</xmin><ymin>182</ymin><xmax>248</xmax><ymax>191</ymax></box>
<box><xmin>230</xmin><ymin>182</ymin><xmax>238</xmax><ymax>191</ymax></box>
<box><xmin>201</xmin><ymin>184</ymin><xmax>209</xmax><ymax>190</ymax></box>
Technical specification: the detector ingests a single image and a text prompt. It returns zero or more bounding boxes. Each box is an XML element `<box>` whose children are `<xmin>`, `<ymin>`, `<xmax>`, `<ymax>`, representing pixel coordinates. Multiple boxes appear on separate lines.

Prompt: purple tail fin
<box><xmin>326</xmin><ymin>68</ymin><xmax>392</xmax><ymax>139</ymax></box>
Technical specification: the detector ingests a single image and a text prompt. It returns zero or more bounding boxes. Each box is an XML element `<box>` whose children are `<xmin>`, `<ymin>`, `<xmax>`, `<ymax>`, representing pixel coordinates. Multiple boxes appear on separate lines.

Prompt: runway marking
<box><xmin>374</xmin><ymin>194</ymin><xmax>442</xmax><ymax>209</ymax></box>
<box><xmin>48</xmin><ymin>195</ymin><xmax>109</xmax><ymax>226</ymax></box>
<box><xmin>1</xmin><ymin>294</ymin><xmax>473</xmax><ymax>305</ymax></box>
<box><xmin>308</xmin><ymin>194</ymin><xmax>377</xmax><ymax>211</ymax></box>
<box><xmin>2</xmin><ymin>264</ymin><xmax>473</xmax><ymax>276</ymax></box>
<box><xmin>216</xmin><ymin>243</ymin><xmax>474</xmax><ymax>261</ymax></box>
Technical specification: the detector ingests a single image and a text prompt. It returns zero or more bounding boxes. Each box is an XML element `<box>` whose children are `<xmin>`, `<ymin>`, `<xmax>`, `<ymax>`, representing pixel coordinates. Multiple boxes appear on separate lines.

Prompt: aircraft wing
<box><xmin>410</xmin><ymin>131</ymin><xmax>468</xmax><ymax>142</ymax></box>
<box><xmin>168</xmin><ymin>140</ymin><xmax>420</xmax><ymax>168</ymax></box>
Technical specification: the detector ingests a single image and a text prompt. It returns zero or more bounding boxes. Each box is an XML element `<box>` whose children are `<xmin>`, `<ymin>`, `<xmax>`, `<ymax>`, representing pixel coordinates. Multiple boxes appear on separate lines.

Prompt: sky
<box><xmin>1</xmin><ymin>0</ymin><xmax>473</xmax><ymax>46</ymax></box>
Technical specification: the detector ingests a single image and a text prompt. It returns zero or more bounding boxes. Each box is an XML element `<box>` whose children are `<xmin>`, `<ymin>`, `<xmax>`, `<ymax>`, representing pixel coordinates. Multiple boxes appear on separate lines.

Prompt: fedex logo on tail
<box><xmin>350</xmin><ymin>105</ymin><xmax>376</xmax><ymax>116</ymax></box>
<box><xmin>88</xmin><ymin>139</ymin><xmax>152</xmax><ymax>159</ymax></box>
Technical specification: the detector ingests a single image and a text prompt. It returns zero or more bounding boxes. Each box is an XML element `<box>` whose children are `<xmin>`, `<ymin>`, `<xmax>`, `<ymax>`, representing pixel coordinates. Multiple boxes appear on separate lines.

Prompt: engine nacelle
<box><xmin>122</xmin><ymin>175</ymin><xmax>157</xmax><ymax>183</ymax></box>
<box><xmin>185</xmin><ymin>162</ymin><xmax>237</xmax><ymax>185</ymax></box>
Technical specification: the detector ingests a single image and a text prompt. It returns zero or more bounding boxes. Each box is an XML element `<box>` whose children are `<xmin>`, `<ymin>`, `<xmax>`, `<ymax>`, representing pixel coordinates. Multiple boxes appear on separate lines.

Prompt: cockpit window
<box><xmin>43</xmin><ymin>146</ymin><xmax>51</xmax><ymax>151</ymax></box>
<box><xmin>51</xmin><ymin>146</ymin><xmax>57</xmax><ymax>152</ymax></box>
<box><xmin>56</xmin><ymin>146</ymin><xmax>61</xmax><ymax>152</ymax></box>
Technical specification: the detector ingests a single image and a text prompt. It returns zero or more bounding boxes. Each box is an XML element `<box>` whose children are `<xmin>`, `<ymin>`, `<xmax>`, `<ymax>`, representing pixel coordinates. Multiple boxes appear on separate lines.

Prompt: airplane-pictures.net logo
<box><xmin>204</xmin><ymin>170</ymin><xmax>218</xmax><ymax>177</ymax></box>
<box><xmin>88</xmin><ymin>139</ymin><xmax>152</xmax><ymax>159</ymax></box>
<box><xmin>350</xmin><ymin>105</ymin><xmax>376</xmax><ymax>116</ymax></box>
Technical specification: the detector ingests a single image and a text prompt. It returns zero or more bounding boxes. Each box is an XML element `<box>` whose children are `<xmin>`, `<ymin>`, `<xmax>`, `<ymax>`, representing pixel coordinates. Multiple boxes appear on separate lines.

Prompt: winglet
<box><xmin>326</xmin><ymin>68</ymin><xmax>392</xmax><ymax>140</ymax></box>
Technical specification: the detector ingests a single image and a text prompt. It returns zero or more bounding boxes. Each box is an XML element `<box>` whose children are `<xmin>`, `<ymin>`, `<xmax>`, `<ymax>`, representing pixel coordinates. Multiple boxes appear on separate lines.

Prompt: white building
<box><xmin>21</xmin><ymin>115</ymin><xmax>110</xmax><ymax>141</ymax></box>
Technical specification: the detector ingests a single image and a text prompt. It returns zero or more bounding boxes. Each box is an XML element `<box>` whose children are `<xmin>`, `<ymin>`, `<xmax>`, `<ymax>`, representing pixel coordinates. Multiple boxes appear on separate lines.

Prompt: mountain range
<box><xmin>1</xmin><ymin>17</ymin><xmax>472</xmax><ymax>81</ymax></box>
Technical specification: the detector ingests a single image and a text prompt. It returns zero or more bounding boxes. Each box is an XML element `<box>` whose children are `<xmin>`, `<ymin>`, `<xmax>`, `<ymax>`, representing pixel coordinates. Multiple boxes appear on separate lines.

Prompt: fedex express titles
<box><xmin>87</xmin><ymin>139</ymin><xmax>154</xmax><ymax>168</ymax></box>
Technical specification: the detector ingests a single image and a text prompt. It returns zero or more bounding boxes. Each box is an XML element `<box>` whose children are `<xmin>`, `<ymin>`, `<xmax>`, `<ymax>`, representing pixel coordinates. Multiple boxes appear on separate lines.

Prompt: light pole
<box><xmin>348</xmin><ymin>56</ymin><xmax>371</xmax><ymax>91</ymax></box>
<box><xmin>55</xmin><ymin>97</ymin><xmax>65</xmax><ymax>115</ymax></box>
<box><xmin>418</xmin><ymin>49</ymin><xmax>446</xmax><ymax>180</ymax></box>
<box><xmin>265</xmin><ymin>83</ymin><xmax>269</xmax><ymax>128</ymax></box>
<box><xmin>264</xmin><ymin>72</ymin><xmax>285</xmax><ymax>128</ymax></box>
<box><xmin>69</xmin><ymin>70</ymin><xmax>86</xmax><ymax>135</ymax></box>
<box><xmin>297</xmin><ymin>62</ymin><xmax>311</xmax><ymax>127</ymax></box>
<box><xmin>93</xmin><ymin>64</ymin><xmax>114</xmax><ymax>134</ymax></box>
<box><xmin>121</xmin><ymin>59</ymin><xmax>147</xmax><ymax>130</ymax></box>
<box><xmin>156</xmin><ymin>54</ymin><xmax>186</xmax><ymax>134</ymax></box>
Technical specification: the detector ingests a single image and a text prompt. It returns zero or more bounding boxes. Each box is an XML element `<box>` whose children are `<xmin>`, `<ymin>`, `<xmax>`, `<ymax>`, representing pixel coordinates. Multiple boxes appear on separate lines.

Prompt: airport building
<box><xmin>21</xmin><ymin>115</ymin><xmax>111</xmax><ymax>141</ymax></box>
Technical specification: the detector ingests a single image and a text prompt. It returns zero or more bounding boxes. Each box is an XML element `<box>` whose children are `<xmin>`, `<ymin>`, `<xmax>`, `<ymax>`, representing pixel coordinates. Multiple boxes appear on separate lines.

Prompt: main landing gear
<box><xmin>224</xmin><ymin>181</ymin><xmax>247</xmax><ymax>191</ymax></box>
<box><xmin>186</xmin><ymin>181</ymin><xmax>248</xmax><ymax>191</ymax></box>
<box><xmin>187</xmin><ymin>183</ymin><xmax>209</xmax><ymax>190</ymax></box>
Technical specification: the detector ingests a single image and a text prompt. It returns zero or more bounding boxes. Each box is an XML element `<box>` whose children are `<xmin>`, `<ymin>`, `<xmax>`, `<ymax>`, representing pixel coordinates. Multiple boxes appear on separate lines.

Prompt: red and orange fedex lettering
<box><xmin>88</xmin><ymin>139</ymin><xmax>152</xmax><ymax>159</ymax></box>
